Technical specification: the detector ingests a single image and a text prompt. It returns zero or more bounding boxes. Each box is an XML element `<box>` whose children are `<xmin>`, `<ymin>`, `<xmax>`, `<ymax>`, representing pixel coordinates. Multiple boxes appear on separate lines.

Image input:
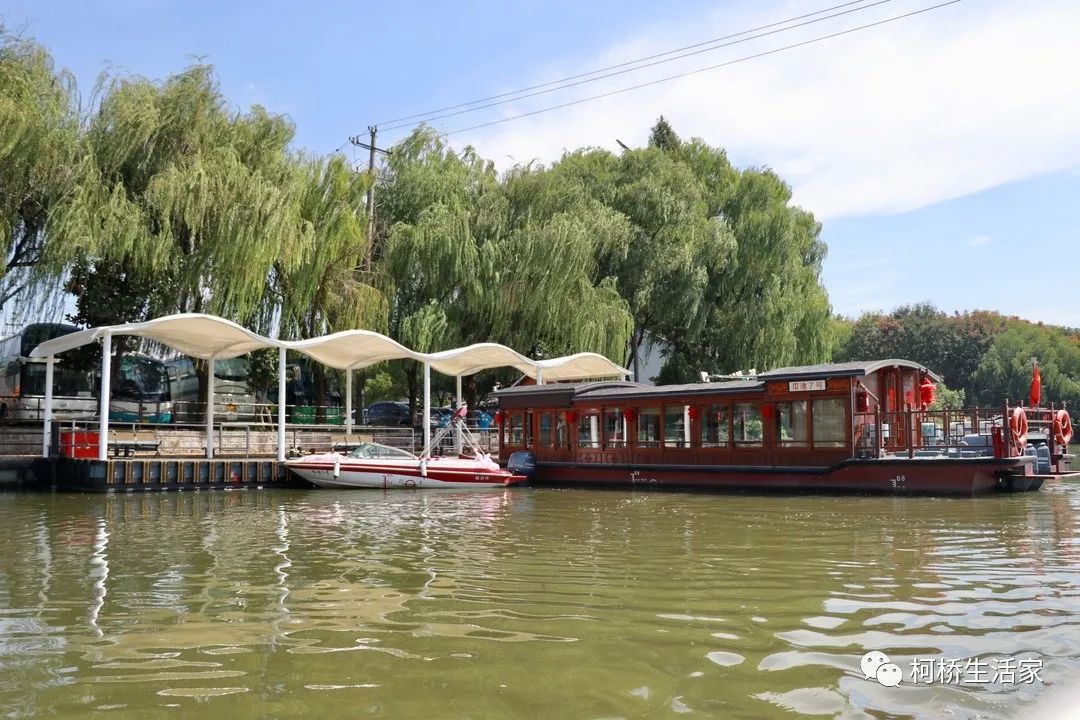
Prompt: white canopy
<box><xmin>286</xmin><ymin>329</ymin><xmax>416</xmax><ymax>370</ymax></box>
<box><xmin>28</xmin><ymin>312</ymin><xmax>629</xmax><ymax>380</ymax></box>
<box><xmin>29</xmin><ymin>313</ymin><xmax>274</xmax><ymax>360</ymax></box>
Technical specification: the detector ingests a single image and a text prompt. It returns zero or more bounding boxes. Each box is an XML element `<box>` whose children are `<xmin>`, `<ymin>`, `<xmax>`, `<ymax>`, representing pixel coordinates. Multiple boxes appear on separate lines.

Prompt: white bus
<box><xmin>0</xmin><ymin>323</ymin><xmax>97</xmax><ymax>422</ymax></box>
<box><xmin>109</xmin><ymin>353</ymin><xmax>174</xmax><ymax>424</ymax></box>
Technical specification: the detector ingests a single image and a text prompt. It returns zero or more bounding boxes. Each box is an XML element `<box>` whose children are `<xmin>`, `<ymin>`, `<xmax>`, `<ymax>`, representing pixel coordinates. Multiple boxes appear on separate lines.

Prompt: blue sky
<box><xmin>5</xmin><ymin>0</ymin><xmax>1079</xmax><ymax>326</ymax></box>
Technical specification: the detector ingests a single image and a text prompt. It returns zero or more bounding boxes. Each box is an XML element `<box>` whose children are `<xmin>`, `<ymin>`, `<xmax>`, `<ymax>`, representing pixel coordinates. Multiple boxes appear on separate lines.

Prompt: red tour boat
<box><xmin>494</xmin><ymin>359</ymin><xmax>1074</xmax><ymax>495</ymax></box>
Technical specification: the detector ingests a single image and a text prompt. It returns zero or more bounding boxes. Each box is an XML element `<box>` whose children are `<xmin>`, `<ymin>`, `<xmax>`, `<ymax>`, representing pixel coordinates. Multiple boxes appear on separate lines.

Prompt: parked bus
<box><xmin>109</xmin><ymin>353</ymin><xmax>173</xmax><ymax>424</ymax></box>
<box><xmin>0</xmin><ymin>323</ymin><xmax>97</xmax><ymax>422</ymax></box>
<box><xmin>165</xmin><ymin>356</ymin><xmax>260</xmax><ymax>423</ymax></box>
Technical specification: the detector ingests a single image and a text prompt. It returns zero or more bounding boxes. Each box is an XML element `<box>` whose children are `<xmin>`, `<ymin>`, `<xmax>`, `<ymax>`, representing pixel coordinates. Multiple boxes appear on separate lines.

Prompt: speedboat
<box><xmin>286</xmin><ymin>406</ymin><xmax>528</xmax><ymax>489</ymax></box>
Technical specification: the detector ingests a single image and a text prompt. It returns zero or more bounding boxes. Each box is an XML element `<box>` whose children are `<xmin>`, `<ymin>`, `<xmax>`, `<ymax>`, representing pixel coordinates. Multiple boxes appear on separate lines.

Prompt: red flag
<box><xmin>1030</xmin><ymin>364</ymin><xmax>1041</xmax><ymax>408</ymax></box>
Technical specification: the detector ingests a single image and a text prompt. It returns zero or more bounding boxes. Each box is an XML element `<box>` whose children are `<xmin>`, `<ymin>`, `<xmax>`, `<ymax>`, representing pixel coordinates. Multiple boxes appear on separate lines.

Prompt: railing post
<box><xmin>98</xmin><ymin>332</ymin><xmax>112</xmax><ymax>461</ymax></box>
<box><xmin>874</xmin><ymin>407</ymin><xmax>882</xmax><ymax>458</ymax></box>
<box><xmin>42</xmin><ymin>355</ymin><xmax>55</xmax><ymax>458</ymax></box>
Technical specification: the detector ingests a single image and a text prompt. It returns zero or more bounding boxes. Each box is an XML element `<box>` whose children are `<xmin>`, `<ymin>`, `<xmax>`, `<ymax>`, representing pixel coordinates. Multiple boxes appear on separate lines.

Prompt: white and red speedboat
<box><xmin>286</xmin><ymin>406</ymin><xmax>528</xmax><ymax>489</ymax></box>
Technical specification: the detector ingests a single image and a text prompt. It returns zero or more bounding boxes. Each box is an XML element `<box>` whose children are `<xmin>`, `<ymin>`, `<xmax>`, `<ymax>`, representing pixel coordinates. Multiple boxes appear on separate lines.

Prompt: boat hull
<box><xmin>525</xmin><ymin>457</ymin><xmax>1034</xmax><ymax>495</ymax></box>
<box><xmin>287</xmin><ymin>459</ymin><xmax>525</xmax><ymax>489</ymax></box>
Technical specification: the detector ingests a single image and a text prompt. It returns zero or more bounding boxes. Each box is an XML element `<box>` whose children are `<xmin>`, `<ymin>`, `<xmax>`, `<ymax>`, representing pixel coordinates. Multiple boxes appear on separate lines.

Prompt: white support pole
<box><xmin>455</xmin><ymin>375</ymin><xmax>463</xmax><ymax>454</ymax></box>
<box><xmin>42</xmin><ymin>355</ymin><xmax>55</xmax><ymax>458</ymax></box>
<box><xmin>98</xmin><ymin>333</ymin><xmax>112</xmax><ymax>461</ymax></box>
<box><xmin>537</xmin><ymin>369</ymin><xmax>544</xmax><ymax>386</ymax></box>
<box><xmin>345</xmin><ymin>368</ymin><xmax>353</xmax><ymax>437</ymax></box>
<box><xmin>206</xmin><ymin>358</ymin><xmax>215</xmax><ymax>459</ymax></box>
<box><xmin>422</xmin><ymin>361</ymin><xmax>431</xmax><ymax>457</ymax></box>
<box><xmin>277</xmin><ymin>347</ymin><xmax>286</xmax><ymax>462</ymax></box>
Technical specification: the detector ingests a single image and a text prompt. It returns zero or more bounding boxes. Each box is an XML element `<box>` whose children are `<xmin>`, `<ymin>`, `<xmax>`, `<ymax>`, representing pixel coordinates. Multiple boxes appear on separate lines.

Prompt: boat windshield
<box><xmin>347</xmin><ymin>442</ymin><xmax>416</xmax><ymax>460</ymax></box>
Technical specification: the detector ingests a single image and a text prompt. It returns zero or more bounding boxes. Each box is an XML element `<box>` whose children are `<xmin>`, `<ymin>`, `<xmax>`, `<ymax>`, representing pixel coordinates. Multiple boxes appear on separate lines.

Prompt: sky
<box><xmin>4</xmin><ymin>0</ymin><xmax>1079</xmax><ymax>327</ymax></box>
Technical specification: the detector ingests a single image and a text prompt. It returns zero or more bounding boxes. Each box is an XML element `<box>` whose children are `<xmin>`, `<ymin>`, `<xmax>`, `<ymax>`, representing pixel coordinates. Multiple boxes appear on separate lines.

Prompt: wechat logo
<box><xmin>861</xmin><ymin>651</ymin><xmax>902</xmax><ymax>687</ymax></box>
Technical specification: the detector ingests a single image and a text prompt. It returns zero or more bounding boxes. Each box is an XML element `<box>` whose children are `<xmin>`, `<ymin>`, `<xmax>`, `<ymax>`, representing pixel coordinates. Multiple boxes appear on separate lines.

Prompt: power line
<box><xmin>376</xmin><ymin>0</ymin><xmax>875</xmax><ymax>128</ymax></box>
<box><xmin>443</xmin><ymin>0</ymin><xmax>962</xmax><ymax>136</ymax></box>
<box><xmin>379</xmin><ymin>0</ymin><xmax>895</xmax><ymax>133</ymax></box>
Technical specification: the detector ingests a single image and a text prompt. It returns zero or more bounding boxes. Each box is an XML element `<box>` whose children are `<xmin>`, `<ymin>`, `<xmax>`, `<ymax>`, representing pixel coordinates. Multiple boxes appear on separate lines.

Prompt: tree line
<box><xmin>0</xmin><ymin>34</ymin><xmax>831</xmax><ymax>413</ymax></box>
<box><xmin>832</xmin><ymin>304</ymin><xmax>1080</xmax><ymax>410</ymax></box>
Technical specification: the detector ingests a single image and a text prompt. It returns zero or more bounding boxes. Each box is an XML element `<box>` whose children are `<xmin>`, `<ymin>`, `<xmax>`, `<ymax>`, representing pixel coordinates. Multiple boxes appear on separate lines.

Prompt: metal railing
<box><xmin>852</xmin><ymin>405</ymin><xmax>1062</xmax><ymax>459</ymax></box>
<box><xmin>0</xmin><ymin>418</ymin><xmax>501</xmax><ymax>460</ymax></box>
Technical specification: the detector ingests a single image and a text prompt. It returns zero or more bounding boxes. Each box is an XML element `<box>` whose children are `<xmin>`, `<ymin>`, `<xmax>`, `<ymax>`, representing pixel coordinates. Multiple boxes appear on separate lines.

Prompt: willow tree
<box><xmin>378</xmin><ymin>127</ymin><xmax>634</xmax><ymax>411</ymax></box>
<box><xmin>267</xmin><ymin>154</ymin><xmax>387</xmax><ymax>414</ymax></box>
<box><xmin>0</xmin><ymin>34</ymin><xmax>79</xmax><ymax>311</ymax></box>
<box><xmin>49</xmin><ymin>64</ymin><xmax>306</xmax><ymax>326</ymax></box>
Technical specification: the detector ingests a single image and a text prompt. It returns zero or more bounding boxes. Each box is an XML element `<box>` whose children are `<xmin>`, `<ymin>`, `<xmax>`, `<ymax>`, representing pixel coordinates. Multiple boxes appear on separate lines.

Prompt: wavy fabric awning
<box><xmin>28</xmin><ymin>312</ymin><xmax>629</xmax><ymax>380</ymax></box>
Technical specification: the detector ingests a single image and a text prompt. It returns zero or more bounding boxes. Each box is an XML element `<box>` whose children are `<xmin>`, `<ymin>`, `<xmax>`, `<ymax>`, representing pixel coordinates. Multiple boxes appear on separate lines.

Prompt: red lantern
<box><xmin>566</xmin><ymin>410</ymin><xmax>578</xmax><ymax>424</ymax></box>
<box><xmin>687</xmin><ymin>406</ymin><xmax>699</xmax><ymax>422</ymax></box>
<box><xmin>904</xmin><ymin>391</ymin><xmax>915</xmax><ymax>407</ymax></box>
<box><xmin>494</xmin><ymin>410</ymin><xmax>504</xmax><ymax>425</ymax></box>
<box><xmin>856</xmin><ymin>390</ymin><xmax>870</xmax><ymax>413</ymax></box>
<box><xmin>919</xmin><ymin>377</ymin><xmax>936</xmax><ymax>409</ymax></box>
<box><xmin>622</xmin><ymin>408</ymin><xmax>635</xmax><ymax>422</ymax></box>
<box><xmin>761</xmin><ymin>404</ymin><xmax>774</xmax><ymax>421</ymax></box>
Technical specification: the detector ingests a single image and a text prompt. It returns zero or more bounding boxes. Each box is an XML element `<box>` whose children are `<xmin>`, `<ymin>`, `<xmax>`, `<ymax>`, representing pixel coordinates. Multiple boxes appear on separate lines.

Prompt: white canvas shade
<box><xmin>29</xmin><ymin>313</ymin><xmax>630</xmax><ymax>460</ymax></box>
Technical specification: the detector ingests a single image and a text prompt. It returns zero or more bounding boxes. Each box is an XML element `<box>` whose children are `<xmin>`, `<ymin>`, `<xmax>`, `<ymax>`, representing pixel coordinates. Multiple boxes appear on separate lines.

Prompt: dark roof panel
<box><xmin>578</xmin><ymin>379</ymin><xmax>764</xmax><ymax>401</ymax></box>
<box><xmin>759</xmin><ymin>359</ymin><xmax>940</xmax><ymax>381</ymax></box>
<box><xmin>495</xmin><ymin>380</ymin><xmax>642</xmax><ymax>397</ymax></box>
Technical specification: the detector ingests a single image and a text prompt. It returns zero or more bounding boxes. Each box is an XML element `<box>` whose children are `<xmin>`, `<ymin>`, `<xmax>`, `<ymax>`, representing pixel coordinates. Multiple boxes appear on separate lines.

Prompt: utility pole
<box><xmin>347</xmin><ymin>126</ymin><xmax>391</xmax><ymax>423</ymax></box>
<box><xmin>349</xmin><ymin>126</ymin><xmax>390</xmax><ymax>272</ymax></box>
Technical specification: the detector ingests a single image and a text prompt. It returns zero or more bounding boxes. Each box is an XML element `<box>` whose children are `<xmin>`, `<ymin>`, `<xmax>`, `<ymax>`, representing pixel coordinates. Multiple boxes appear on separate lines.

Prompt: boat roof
<box><xmin>758</xmin><ymin>359</ymin><xmax>942</xmax><ymax>382</ymax></box>
<box><xmin>495</xmin><ymin>359</ymin><xmax>942</xmax><ymax>404</ymax></box>
<box><xmin>495</xmin><ymin>380</ymin><xmax>641</xmax><ymax>402</ymax></box>
<box><xmin>577</xmin><ymin>379</ymin><xmax>764</xmax><ymax>401</ymax></box>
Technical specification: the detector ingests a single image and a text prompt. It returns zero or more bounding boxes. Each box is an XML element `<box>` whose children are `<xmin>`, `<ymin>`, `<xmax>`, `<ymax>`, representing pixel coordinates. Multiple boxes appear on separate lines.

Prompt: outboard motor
<box><xmin>507</xmin><ymin>451</ymin><xmax>536</xmax><ymax>480</ymax></box>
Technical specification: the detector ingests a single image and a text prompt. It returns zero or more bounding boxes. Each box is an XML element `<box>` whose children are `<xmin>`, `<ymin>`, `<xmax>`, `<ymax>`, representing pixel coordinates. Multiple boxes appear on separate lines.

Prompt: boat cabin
<box><xmin>496</xmin><ymin>359</ymin><xmax>945</xmax><ymax>469</ymax></box>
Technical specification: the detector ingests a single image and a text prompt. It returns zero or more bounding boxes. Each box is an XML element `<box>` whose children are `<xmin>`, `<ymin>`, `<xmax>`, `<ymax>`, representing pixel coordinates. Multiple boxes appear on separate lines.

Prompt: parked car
<box><xmin>364</xmin><ymin>401</ymin><xmax>411</xmax><ymax>427</ymax></box>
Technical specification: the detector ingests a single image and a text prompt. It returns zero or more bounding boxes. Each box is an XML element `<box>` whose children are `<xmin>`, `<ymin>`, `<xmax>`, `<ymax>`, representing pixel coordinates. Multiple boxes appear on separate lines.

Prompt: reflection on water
<box><xmin>1</xmin><ymin>485</ymin><xmax>1079</xmax><ymax>718</ymax></box>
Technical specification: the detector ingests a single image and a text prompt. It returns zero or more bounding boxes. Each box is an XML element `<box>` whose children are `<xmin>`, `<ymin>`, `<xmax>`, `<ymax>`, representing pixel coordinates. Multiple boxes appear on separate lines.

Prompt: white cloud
<box><xmin>967</xmin><ymin>234</ymin><xmax>991</xmax><ymax>247</ymax></box>
<box><xmin>447</xmin><ymin>0</ymin><xmax>1080</xmax><ymax>220</ymax></box>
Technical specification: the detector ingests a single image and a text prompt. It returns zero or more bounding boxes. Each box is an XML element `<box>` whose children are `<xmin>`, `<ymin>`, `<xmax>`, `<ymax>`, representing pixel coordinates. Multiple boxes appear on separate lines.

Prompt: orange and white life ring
<box><xmin>1053</xmin><ymin>409</ymin><xmax>1074</xmax><ymax>446</ymax></box>
<box><xmin>1009</xmin><ymin>406</ymin><xmax>1029</xmax><ymax>454</ymax></box>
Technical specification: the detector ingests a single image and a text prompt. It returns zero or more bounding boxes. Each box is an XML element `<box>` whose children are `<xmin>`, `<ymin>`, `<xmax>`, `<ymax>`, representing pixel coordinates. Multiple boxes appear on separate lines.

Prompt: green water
<box><xmin>1</xmin><ymin>485</ymin><xmax>1079</xmax><ymax>719</ymax></box>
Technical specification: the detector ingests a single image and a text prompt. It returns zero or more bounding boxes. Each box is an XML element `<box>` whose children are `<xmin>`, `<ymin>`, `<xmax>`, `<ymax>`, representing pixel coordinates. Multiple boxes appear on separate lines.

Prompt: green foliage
<box><xmin>0</xmin><ymin>31</ymin><xmax>79</xmax><ymax>307</ymax></box>
<box><xmin>2</xmin><ymin>35</ymin><xmax>835</xmax><ymax>409</ymax></box>
<box><xmin>362</xmin><ymin>369</ymin><xmax>400</xmax><ymax>404</ymax></box>
<box><xmin>929</xmin><ymin>384</ymin><xmax>966</xmax><ymax>411</ymax></box>
<box><xmin>245</xmin><ymin>348</ymin><xmax>279</xmax><ymax>401</ymax></box>
<box><xmin>834</xmin><ymin>304</ymin><xmax>1007</xmax><ymax>399</ymax></box>
<box><xmin>973</xmin><ymin>322</ymin><xmax>1080</xmax><ymax>408</ymax></box>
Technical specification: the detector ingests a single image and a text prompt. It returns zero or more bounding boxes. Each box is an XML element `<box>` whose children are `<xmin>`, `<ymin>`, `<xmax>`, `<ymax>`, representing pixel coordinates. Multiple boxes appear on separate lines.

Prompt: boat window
<box><xmin>637</xmin><ymin>407</ymin><xmax>661</xmax><ymax>448</ymax></box>
<box><xmin>578</xmin><ymin>410</ymin><xmax>600</xmax><ymax>448</ymax></box>
<box><xmin>555</xmin><ymin>412</ymin><xmax>569</xmax><ymax>448</ymax></box>
<box><xmin>539</xmin><ymin>412</ymin><xmax>553</xmax><ymax>447</ymax></box>
<box><xmin>775</xmin><ymin>401</ymin><xmax>809</xmax><ymax>447</ymax></box>
<box><xmin>733</xmin><ymin>403</ymin><xmax>763</xmax><ymax>447</ymax></box>
<box><xmin>664</xmin><ymin>405</ymin><xmax>690</xmax><ymax>448</ymax></box>
<box><xmin>604</xmin><ymin>408</ymin><xmax>626</xmax><ymax>449</ymax></box>
<box><xmin>347</xmin><ymin>442</ymin><xmax>416</xmax><ymax>460</ymax></box>
<box><xmin>701</xmin><ymin>404</ymin><xmax>729</xmax><ymax>448</ymax></box>
<box><xmin>813</xmin><ymin>398</ymin><xmax>847</xmax><ymax>448</ymax></box>
<box><xmin>509</xmin><ymin>412</ymin><xmax>525</xmax><ymax>446</ymax></box>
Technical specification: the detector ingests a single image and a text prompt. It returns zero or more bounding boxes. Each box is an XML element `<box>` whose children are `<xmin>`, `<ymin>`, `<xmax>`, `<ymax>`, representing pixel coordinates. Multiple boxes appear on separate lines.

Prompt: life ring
<box><xmin>1009</xmin><ymin>406</ymin><xmax>1028</xmax><ymax>454</ymax></box>
<box><xmin>1053</xmin><ymin>409</ymin><xmax>1074</xmax><ymax>446</ymax></box>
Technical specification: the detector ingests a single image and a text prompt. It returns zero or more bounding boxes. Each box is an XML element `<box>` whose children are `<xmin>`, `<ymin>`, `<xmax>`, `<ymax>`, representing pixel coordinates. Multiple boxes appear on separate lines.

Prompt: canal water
<box><xmin>1</xmin><ymin>486</ymin><xmax>1079</xmax><ymax>719</ymax></box>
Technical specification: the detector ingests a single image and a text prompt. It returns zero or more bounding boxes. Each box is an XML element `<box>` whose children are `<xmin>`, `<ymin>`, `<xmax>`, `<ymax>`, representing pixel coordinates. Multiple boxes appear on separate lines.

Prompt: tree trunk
<box><xmin>313</xmin><ymin>364</ymin><xmax>326</xmax><ymax>423</ymax></box>
<box><xmin>406</xmin><ymin>364</ymin><xmax>418</xmax><ymax>428</ymax></box>
<box><xmin>464</xmin><ymin>374</ymin><xmax>480</xmax><ymax>414</ymax></box>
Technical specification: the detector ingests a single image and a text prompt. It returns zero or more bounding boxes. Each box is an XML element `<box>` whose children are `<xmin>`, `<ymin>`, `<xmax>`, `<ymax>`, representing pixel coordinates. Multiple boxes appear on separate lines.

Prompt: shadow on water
<box><xmin>0</xmin><ymin>482</ymin><xmax>1078</xmax><ymax>718</ymax></box>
